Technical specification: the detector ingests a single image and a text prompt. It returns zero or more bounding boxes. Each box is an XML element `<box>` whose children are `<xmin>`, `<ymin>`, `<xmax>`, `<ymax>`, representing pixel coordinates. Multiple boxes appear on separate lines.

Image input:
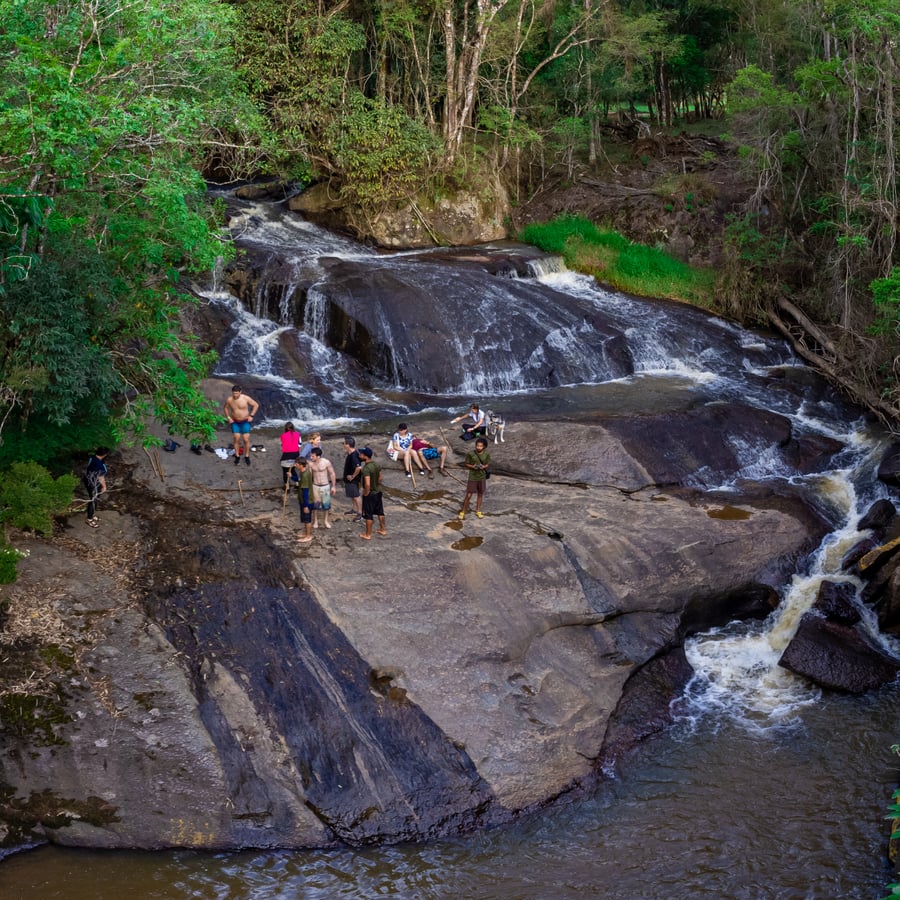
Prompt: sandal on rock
<box><xmin>87</xmin><ymin>518</ymin><xmax>100</xmax><ymax>528</ymax></box>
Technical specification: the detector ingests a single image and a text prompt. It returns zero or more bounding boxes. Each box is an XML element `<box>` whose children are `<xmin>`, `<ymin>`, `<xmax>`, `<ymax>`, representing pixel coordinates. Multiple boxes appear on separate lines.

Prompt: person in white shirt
<box><xmin>389</xmin><ymin>423</ymin><xmax>427</xmax><ymax>477</ymax></box>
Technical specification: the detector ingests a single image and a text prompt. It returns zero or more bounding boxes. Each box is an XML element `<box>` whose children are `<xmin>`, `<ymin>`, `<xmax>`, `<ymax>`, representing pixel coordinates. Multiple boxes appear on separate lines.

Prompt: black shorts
<box><xmin>465</xmin><ymin>479</ymin><xmax>486</xmax><ymax>496</ymax></box>
<box><xmin>345</xmin><ymin>481</ymin><xmax>361</xmax><ymax>499</ymax></box>
<box><xmin>362</xmin><ymin>492</ymin><xmax>384</xmax><ymax>520</ymax></box>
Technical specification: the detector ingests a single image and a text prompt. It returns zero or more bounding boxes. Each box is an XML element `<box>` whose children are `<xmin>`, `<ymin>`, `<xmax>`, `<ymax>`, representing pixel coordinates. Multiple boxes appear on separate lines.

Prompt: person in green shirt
<box><xmin>459</xmin><ymin>437</ymin><xmax>491</xmax><ymax>520</ymax></box>
<box><xmin>358</xmin><ymin>446</ymin><xmax>387</xmax><ymax>540</ymax></box>
<box><xmin>293</xmin><ymin>457</ymin><xmax>314</xmax><ymax>543</ymax></box>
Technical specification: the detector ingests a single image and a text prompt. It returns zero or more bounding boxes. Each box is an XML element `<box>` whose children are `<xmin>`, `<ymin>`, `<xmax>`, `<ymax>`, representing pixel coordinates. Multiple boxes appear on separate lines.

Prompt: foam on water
<box><xmin>682</xmin><ymin>458</ymin><xmax>898</xmax><ymax>733</ymax></box>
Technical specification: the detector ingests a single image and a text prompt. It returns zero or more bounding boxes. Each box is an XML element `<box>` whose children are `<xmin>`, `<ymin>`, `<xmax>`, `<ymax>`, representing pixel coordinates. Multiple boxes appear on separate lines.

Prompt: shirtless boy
<box><xmin>224</xmin><ymin>385</ymin><xmax>260</xmax><ymax>465</ymax></box>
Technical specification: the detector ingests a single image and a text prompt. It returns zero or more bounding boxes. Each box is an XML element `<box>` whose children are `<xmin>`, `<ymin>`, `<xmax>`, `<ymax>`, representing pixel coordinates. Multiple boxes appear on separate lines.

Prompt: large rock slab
<box><xmin>0</xmin><ymin>418</ymin><xmax>831</xmax><ymax>850</ymax></box>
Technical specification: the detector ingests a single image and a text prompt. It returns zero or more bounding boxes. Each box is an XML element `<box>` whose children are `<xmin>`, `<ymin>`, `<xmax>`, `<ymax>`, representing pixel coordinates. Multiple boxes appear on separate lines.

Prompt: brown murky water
<box><xmin>2</xmin><ymin>682</ymin><xmax>897</xmax><ymax>899</ymax></box>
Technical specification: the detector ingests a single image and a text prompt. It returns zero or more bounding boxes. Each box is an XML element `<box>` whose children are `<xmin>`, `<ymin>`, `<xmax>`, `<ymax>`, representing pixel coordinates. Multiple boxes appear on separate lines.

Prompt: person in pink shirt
<box><xmin>280</xmin><ymin>422</ymin><xmax>301</xmax><ymax>484</ymax></box>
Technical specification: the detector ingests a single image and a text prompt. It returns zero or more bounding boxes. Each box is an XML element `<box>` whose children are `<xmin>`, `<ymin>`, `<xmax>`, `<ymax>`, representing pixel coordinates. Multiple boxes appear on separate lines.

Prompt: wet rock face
<box><xmin>598</xmin><ymin>646</ymin><xmax>695</xmax><ymax>770</ymax></box>
<box><xmin>147</xmin><ymin>577</ymin><xmax>498</xmax><ymax>846</ymax></box>
<box><xmin>878</xmin><ymin>444</ymin><xmax>900</xmax><ymax>488</ymax></box>
<box><xmin>778</xmin><ymin>615</ymin><xmax>900</xmax><ymax>694</ymax></box>
<box><xmin>0</xmin><ymin>417</ymin><xmax>838</xmax><ymax>852</ymax></box>
<box><xmin>604</xmin><ymin>403</ymin><xmax>844</xmax><ymax>488</ymax></box>
<box><xmin>312</xmin><ymin>257</ymin><xmax>634</xmax><ymax>393</ymax></box>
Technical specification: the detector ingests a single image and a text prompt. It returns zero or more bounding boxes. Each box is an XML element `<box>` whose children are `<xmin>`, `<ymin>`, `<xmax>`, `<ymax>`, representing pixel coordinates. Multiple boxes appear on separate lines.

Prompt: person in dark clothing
<box><xmin>358</xmin><ymin>446</ymin><xmax>386</xmax><ymax>540</ymax></box>
<box><xmin>84</xmin><ymin>447</ymin><xmax>110</xmax><ymax>527</ymax></box>
<box><xmin>342</xmin><ymin>436</ymin><xmax>363</xmax><ymax>519</ymax></box>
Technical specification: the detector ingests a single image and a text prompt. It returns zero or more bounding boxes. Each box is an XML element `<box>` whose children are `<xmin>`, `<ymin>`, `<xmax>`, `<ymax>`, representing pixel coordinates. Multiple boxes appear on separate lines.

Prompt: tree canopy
<box><xmin>1</xmin><ymin>0</ymin><xmax>899</xmax><ymax>463</ymax></box>
<box><xmin>0</xmin><ymin>0</ymin><xmax>264</xmax><ymax>462</ymax></box>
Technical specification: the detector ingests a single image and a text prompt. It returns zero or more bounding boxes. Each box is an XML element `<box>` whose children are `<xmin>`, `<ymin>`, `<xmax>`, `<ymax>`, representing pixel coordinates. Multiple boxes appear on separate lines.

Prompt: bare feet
<box><xmin>297</xmin><ymin>536</ymin><xmax>313</xmax><ymax>543</ymax></box>
<box><xmin>359</xmin><ymin>533</ymin><xmax>372</xmax><ymax>540</ymax></box>
<box><xmin>324</xmin><ymin>522</ymin><xmax>332</xmax><ymax>529</ymax></box>
<box><xmin>312</xmin><ymin>522</ymin><xmax>319</xmax><ymax>529</ymax></box>
<box><xmin>376</xmin><ymin>529</ymin><xmax>388</xmax><ymax>536</ymax></box>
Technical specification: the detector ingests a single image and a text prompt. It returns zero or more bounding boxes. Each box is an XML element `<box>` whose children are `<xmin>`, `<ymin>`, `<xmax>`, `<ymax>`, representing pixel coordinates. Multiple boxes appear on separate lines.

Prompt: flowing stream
<box><xmin>3</xmin><ymin>196</ymin><xmax>899</xmax><ymax>897</ymax></box>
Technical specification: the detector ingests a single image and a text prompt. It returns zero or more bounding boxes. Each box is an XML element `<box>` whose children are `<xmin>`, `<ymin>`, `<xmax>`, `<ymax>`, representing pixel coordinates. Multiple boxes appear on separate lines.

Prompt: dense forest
<box><xmin>1</xmin><ymin>0</ymin><xmax>899</xmax><ymax>462</ymax></box>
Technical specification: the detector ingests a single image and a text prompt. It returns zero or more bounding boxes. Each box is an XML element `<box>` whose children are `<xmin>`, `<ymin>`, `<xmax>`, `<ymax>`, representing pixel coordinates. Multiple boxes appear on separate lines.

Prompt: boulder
<box><xmin>288</xmin><ymin>180</ymin><xmax>510</xmax><ymax>249</ymax></box>
<box><xmin>598</xmin><ymin>646</ymin><xmax>695</xmax><ymax>770</ymax></box>
<box><xmin>778</xmin><ymin>614</ymin><xmax>900</xmax><ymax>693</ymax></box>
<box><xmin>858</xmin><ymin>498</ymin><xmax>897</xmax><ymax>532</ymax></box>
<box><xmin>861</xmin><ymin>550</ymin><xmax>900</xmax><ymax>634</ymax></box>
<box><xmin>878</xmin><ymin>444</ymin><xmax>900</xmax><ymax>488</ymax></box>
<box><xmin>812</xmin><ymin>581</ymin><xmax>861</xmax><ymax>625</ymax></box>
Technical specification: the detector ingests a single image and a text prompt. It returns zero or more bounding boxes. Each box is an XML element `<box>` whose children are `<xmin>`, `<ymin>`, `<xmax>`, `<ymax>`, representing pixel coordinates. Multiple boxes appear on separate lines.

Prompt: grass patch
<box><xmin>518</xmin><ymin>214</ymin><xmax>716</xmax><ymax>305</ymax></box>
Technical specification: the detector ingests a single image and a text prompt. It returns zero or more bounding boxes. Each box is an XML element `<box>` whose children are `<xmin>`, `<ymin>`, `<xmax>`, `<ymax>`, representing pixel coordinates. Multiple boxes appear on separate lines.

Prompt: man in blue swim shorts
<box><xmin>224</xmin><ymin>384</ymin><xmax>260</xmax><ymax>466</ymax></box>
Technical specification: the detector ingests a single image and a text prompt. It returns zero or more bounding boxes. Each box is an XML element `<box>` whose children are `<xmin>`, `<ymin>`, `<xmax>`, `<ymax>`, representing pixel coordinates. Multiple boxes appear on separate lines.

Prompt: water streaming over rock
<box><xmin>203</xmin><ymin>195</ymin><xmax>805</xmax><ymax>411</ymax></box>
<box><xmin>15</xmin><ymin>193</ymin><xmax>887</xmax><ymax>895</ymax></box>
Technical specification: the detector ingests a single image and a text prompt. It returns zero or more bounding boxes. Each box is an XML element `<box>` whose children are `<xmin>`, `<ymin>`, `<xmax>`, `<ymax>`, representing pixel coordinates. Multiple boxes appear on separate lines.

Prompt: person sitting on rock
<box><xmin>451</xmin><ymin>404</ymin><xmax>486</xmax><ymax>441</ymax></box>
<box><xmin>389</xmin><ymin>423</ymin><xmax>427</xmax><ymax>478</ymax></box>
<box><xmin>299</xmin><ymin>432</ymin><xmax>321</xmax><ymax>459</ymax></box>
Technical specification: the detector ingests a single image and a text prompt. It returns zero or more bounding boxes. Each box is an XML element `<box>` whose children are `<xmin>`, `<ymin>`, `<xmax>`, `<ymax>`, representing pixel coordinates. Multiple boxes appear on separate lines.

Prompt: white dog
<box><xmin>485</xmin><ymin>409</ymin><xmax>506</xmax><ymax>443</ymax></box>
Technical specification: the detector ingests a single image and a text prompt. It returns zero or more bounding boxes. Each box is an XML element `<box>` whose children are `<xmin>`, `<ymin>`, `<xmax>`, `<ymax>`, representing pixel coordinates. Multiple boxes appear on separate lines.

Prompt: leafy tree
<box><xmin>0</xmin><ymin>0</ymin><xmax>258</xmax><ymax>455</ymax></box>
<box><xmin>0</xmin><ymin>461</ymin><xmax>76</xmax><ymax>537</ymax></box>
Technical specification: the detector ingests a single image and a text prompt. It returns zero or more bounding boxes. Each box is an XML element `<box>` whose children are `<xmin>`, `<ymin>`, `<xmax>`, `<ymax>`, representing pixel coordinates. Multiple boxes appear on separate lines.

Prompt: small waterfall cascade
<box><xmin>526</xmin><ymin>255</ymin><xmax>567</xmax><ymax>278</ymax></box>
<box><xmin>210</xmin><ymin>196</ymin><xmax>784</xmax><ymax>396</ymax></box>
<box><xmin>303</xmin><ymin>285</ymin><xmax>329</xmax><ymax>344</ymax></box>
<box><xmin>682</xmin><ymin>436</ymin><xmax>899</xmax><ymax>732</ymax></box>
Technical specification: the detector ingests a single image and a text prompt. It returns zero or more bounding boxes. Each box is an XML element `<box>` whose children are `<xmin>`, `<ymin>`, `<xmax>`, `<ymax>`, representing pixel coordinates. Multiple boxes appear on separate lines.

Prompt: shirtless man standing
<box><xmin>224</xmin><ymin>385</ymin><xmax>260</xmax><ymax>466</ymax></box>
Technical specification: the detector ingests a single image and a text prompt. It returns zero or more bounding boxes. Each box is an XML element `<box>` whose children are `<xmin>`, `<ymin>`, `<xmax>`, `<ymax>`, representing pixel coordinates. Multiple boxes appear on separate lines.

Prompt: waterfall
<box><xmin>526</xmin><ymin>255</ymin><xmax>567</xmax><ymax>278</ymax></box>
<box><xmin>304</xmin><ymin>285</ymin><xmax>328</xmax><ymax>344</ymax></box>
<box><xmin>681</xmin><ymin>435</ymin><xmax>899</xmax><ymax>732</ymax></box>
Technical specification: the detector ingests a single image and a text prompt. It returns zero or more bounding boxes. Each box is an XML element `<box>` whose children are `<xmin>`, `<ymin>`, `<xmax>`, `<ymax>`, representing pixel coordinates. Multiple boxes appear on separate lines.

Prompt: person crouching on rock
<box><xmin>451</xmin><ymin>403</ymin><xmax>485</xmax><ymax>440</ymax></box>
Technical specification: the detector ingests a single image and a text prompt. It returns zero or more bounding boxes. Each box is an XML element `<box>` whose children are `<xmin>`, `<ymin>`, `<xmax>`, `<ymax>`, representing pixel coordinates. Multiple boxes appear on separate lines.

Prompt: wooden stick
<box><xmin>237</xmin><ymin>479</ymin><xmax>245</xmax><ymax>505</ymax></box>
<box><xmin>143</xmin><ymin>446</ymin><xmax>156</xmax><ymax>476</ymax></box>
<box><xmin>154</xmin><ymin>449</ymin><xmax>165</xmax><ymax>481</ymax></box>
<box><xmin>144</xmin><ymin>446</ymin><xmax>164</xmax><ymax>481</ymax></box>
<box><xmin>281</xmin><ymin>479</ymin><xmax>291</xmax><ymax>520</ymax></box>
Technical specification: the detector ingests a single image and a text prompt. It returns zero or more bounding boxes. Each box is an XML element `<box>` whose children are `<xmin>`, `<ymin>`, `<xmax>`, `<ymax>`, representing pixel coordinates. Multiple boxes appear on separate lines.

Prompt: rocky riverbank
<box><xmin>6</xmin><ymin>390</ymin><xmax>881</xmax><ymax>853</ymax></box>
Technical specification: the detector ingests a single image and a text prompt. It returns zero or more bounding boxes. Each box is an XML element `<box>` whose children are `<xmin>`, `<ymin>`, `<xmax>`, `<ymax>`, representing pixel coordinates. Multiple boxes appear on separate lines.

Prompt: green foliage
<box><xmin>328</xmin><ymin>97</ymin><xmax>440</xmax><ymax>207</ymax></box>
<box><xmin>870</xmin><ymin>269</ymin><xmax>900</xmax><ymax>337</ymax></box>
<box><xmin>519</xmin><ymin>215</ymin><xmax>714</xmax><ymax>305</ymax></box>
<box><xmin>727</xmin><ymin>65</ymin><xmax>798</xmax><ymax>115</ymax></box>
<box><xmin>235</xmin><ymin>0</ymin><xmax>367</xmax><ymax>174</ymax></box>
<box><xmin>724</xmin><ymin>213</ymin><xmax>788</xmax><ymax>268</ymax></box>
<box><xmin>0</xmin><ymin>540</ymin><xmax>26</xmax><ymax>584</ymax></box>
<box><xmin>0</xmin><ymin>461</ymin><xmax>76</xmax><ymax>536</ymax></box>
<box><xmin>0</xmin><ymin>0</ymin><xmax>246</xmax><ymax>455</ymax></box>
<box><xmin>520</xmin><ymin>215</ymin><xmax>629</xmax><ymax>256</ymax></box>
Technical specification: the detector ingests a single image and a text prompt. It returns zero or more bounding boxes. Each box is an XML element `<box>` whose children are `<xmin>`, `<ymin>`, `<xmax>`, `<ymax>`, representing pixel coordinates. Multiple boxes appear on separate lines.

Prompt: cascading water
<box><xmin>682</xmin><ymin>426</ymin><xmax>899</xmax><ymax>732</ymax></box>
<box><xmin>7</xmin><ymin>192</ymin><xmax>898</xmax><ymax>899</ymax></box>
<box><xmin>199</xmin><ymin>195</ymin><xmax>809</xmax><ymax>416</ymax></box>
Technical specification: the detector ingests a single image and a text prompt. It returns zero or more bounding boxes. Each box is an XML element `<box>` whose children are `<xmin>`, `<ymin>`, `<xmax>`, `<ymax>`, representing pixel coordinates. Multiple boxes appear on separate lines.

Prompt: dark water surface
<box><xmin>3</xmin><ymin>683</ymin><xmax>897</xmax><ymax>899</ymax></box>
